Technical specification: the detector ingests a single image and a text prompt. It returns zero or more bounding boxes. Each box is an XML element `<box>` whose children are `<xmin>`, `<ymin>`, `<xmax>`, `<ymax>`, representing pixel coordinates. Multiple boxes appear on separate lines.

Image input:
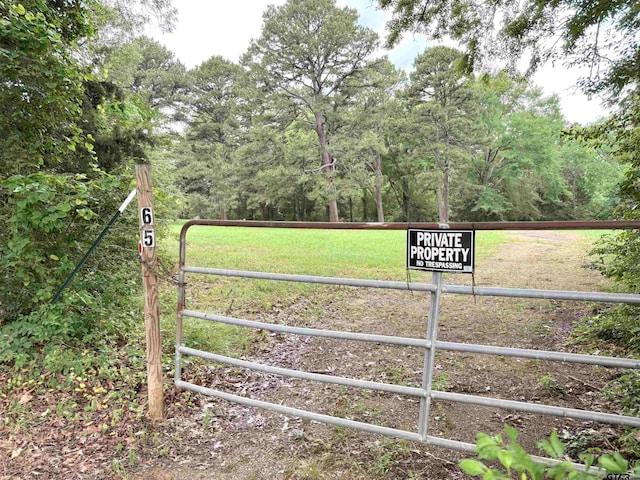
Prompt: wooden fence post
<box><xmin>135</xmin><ymin>163</ymin><xmax>164</xmax><ymax>420</ymax></box>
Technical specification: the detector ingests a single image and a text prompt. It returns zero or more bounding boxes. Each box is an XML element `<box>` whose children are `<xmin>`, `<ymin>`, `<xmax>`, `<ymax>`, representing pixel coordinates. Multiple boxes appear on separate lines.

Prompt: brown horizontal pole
<box><xmin>180</xmin><ymin>219</ymin><xmax>640</xmax><ymax>232</ymax></box>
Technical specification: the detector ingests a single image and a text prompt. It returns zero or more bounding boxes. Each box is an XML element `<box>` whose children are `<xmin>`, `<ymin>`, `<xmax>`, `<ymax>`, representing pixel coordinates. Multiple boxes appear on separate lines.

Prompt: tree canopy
<box><xmin>244</xmin><ymin>0</ymin><xmax>380</xmax><ymax>222</ymax></box>
<box><xmin>377</xmin><ymin>0</ymin><xmax>639</xmax><ymax>99</ymax></box>
<box><xmin>0</xmin><ymin>0</ymin><xmax>176</xmax><ymax>361</ymax></box>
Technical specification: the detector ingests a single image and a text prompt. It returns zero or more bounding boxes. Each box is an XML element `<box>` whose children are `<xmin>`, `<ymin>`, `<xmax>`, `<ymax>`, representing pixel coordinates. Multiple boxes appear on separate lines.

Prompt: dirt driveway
<box><xmin>130</xmin><ymin>231</ymin><xmax>631</xmax><ymax>480</ymax></box>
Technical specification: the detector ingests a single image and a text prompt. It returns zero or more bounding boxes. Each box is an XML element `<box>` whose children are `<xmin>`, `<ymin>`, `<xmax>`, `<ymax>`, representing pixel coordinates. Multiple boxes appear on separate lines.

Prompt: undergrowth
<box><xmin>461</xmin><ymin>426</ymin><xmax>639</xmax><ymax>479</ymax></box>
<box><xmin>571</xmin><ymin>231</ymin><xmax>640</xmax><ymax>459</ymax></box>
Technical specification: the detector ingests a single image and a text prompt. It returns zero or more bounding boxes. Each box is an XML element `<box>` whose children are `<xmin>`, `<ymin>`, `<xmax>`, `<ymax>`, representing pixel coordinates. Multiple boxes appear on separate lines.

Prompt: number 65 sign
<box><xmin>140</xmin><ymin>207</ymin><xmax>155</xmax><ymax>248</ymax></box>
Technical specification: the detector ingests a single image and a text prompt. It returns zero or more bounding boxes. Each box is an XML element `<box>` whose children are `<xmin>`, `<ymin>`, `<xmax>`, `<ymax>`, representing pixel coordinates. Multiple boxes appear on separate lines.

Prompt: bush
<box><xmin>0</xmin><ymin>171</ymin><xmax>141</xmax><ymax>365</ymax></box>
<box><xmin>574</xmin><ymin>304</ymin><xmax>640</xmax><ymax>355</ymax></box>
<box><xmin>461</xmin><ymin>426</ymin><xmax>639</xmax><ymax>479</ymax></box>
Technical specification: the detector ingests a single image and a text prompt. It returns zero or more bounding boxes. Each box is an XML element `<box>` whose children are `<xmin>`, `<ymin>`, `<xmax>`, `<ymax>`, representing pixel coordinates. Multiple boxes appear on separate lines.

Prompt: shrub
<box><xmin>0</xmin><ymin>171</ymin><xmax>140</xmax><ymax>365</ymax></box>
<box><xmin>460</xmin><ymin>426</ymin><xmax>639</xmax><ymax>479</ymax></box>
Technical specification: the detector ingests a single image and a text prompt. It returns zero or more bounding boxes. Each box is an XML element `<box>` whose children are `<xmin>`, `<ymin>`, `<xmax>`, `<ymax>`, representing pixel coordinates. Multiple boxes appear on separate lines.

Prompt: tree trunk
<box><xmin>374</xmin><ymin>152</ymin><xmax>384</xmax><ymax>223</ymax></box>
<box><xmin>572</xmin><ymin>174</ymin><xmax>577</xmax><ymax>219</ymax></box>
<box><xmin>443</xmin><ymin>168</ymin><xmax>449</xmax><ymax>223</ymax></box>
<box><xmin>437</xmin><ymin>167</ymin><xmax>450</xmax><ymax>224</ymax></box>
<box><xmin>219</xmin><ymin>207</ymin><xmax>228</xmax><ymax>221</ymax></box>
<box><xmin>295</xmin><ymin>187</ymin><xmax>304</xmax><ymax>221</ymax></box>
<box><xmin>402</xmin><ymin>177</ymin><xmax>410</xmax><ymax>222</ymax></box>
<box><xmin>362</xmin><ymin>193</ymin><xmax>367</xmax><ymax>221</ymax></box>
<box><xmin>314</xmin><ymin>111</ymin><xmax>339</xmax><ymax>222</ymax></box>
<box><xmin>349</xmin><ymin>197</ymin><xmax>353</xmax><ymax>222</ymax></box>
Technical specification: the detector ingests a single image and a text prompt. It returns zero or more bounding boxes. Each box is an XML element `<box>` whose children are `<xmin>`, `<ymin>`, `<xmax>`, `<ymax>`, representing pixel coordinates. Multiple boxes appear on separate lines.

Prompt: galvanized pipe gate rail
<box><xmin>176</xmin><ymin>220</ymin><xmax>640</xmax><ymax>472</ymax></box>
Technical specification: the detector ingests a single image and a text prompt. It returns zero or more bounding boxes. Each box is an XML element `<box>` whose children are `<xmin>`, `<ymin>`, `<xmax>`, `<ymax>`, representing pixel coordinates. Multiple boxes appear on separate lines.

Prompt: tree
<box><xmin>235</xmin><ymin>123</ymin><xmax>323</xmax><ymax>221</ymax></box>
<box><xmin>72</xmin><ymin>78</ymin><xmax>155</xmax><ymax>173</ymax></box>
<box><xmin>234</xmin><ymin>70</ymin><xmax>328</xmax><ymax>221</ymax></box>
<box><xmin>376</xmin><ymin>0</ymin><xmax>638</xmax><ymax>100</ymax></box>
<box><xmin>97</xmin><ymin>0</ymin><xmax>176</xmax><ymax>36</ymax></box>
<box><xmin>0</xmin><ymin>0</ymin><xmax>177</xmax><ymax>176</ymax></box>
<box><xmin>381</xmin><ymin>111</ymin><xmax>440</xmax><ymax>222</ymax></box>
<box><xmin>0</xmin><ymin>0</ymin><xmax>175</xmax><ymax>360</ymax></box>
<box><xmin>453</xmin><ymin>73</ymin><xmax>526</xmax><ymax>220</ymax></box>
<box><xmin>334</xmin><ymin>59</ymin><xmax>405</xmax><ymax>222</ymax></box>
<box><xmin>404</xmin><ymin>46</ymin><xmax>480</xmax><ymax>222</ymax></box>
<box><xmin>586</xmin><ymin>94</ymin><xmax>640</xmax><ymax>359</ymax></box>
<box><xmin>177</xmin><ymin>56</ymin><xmax>243</xmax><ymax>219</ymax></box>
<box><xmin>376</xmin><ymin>0</ymin><xmax>637</xmax><ymax>220</ymax></box>
<box><xmin>559</xmin><ymin>137</ymin><xmax>623</xmax><ymax>220</ymax></box>
<box><xmin>455</xmin><ymin>75</ymin><xmax>573</xmax><ymax>221</ymax></box>
<box><xmin>105</xmin><ymin>36</ymin><xmax>189</xmax><ymax>127</ymax></box>
<box><xmin>0</xmin><ymin>1</ymin><xmax>93</xmax><ymax>174</ymax></box>
<box><xmin>244</xmin><ymin>0</ymin><xmax>379</xmax><ymax>222</ymax></box>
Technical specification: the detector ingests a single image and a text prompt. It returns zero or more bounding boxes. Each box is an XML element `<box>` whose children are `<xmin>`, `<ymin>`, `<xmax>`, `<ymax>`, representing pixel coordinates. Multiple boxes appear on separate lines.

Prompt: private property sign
<box><xmin>407</xmin><ymin>229</ymin><xmax>475</xmax><ymax>273</ymax></box>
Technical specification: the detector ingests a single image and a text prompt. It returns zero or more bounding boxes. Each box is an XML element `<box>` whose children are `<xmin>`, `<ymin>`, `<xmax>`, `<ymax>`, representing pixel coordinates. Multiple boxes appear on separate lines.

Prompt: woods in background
<box><xmin>163</xmin><ymin>0</ymin><xmax>623</xmax><ymax>223</ymax></box>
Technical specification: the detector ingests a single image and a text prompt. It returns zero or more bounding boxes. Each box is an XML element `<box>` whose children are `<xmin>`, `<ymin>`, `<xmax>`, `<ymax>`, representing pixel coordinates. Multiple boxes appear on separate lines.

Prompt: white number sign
<box><xmin>142</xmin><ymin>229</ymin><xmax>155</xmax><ymax>248</ymax></box>
<box><xmin>140</xmin><ymin>207</ymin><xmax>153</xmax><ymax>225</ymax></box>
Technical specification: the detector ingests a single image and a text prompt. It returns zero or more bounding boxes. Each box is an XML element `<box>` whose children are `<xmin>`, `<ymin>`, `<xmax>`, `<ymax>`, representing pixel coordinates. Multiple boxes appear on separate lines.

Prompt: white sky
<box><xmin>147</xmin><ymin>0</ymin><xmax>609</xmax><ymax>125</ymax></box>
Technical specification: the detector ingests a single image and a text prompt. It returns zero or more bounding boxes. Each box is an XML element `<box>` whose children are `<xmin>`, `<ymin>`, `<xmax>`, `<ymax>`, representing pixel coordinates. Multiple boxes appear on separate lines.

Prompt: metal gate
<box><xmin>175</xmin><ymin>220</ymin><xmax>640</xmax><ymax>471</ymax></box>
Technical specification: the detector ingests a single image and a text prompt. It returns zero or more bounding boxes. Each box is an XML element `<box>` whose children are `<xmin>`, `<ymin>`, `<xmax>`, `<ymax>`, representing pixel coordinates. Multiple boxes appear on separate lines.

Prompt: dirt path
<box><xmin>129</xmin><ymin>231</ymin><xmax>627</xmax><ymax>480</ymax></box>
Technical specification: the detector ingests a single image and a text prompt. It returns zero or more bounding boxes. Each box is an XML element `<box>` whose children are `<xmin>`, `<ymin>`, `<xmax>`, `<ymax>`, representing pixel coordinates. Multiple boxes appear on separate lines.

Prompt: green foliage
<box><xmin>373</xmin><ymin>0</ymin><xmax>636</xmax><ymax>223</ymax></box>
<box><xmin>236</xmin><ymin>124</ymin><xmax>325</xmax><ymax>221</ymax></box>
<box><xmin>161</xmin><ymin>1</ymin><xmax>624</xmax><ymax>224</ymax></box>
<box><xmin>404</xmin><ymin>45</ymin><xmax>480</xmax><ymax>222</ymax></box>
<box><xmin>559</xmin><ymin>138</ymin><xmax>624</xmax><ymax>220</ymax></box>
<box><xmin>176</xmin><ymin>55</ymin><xmax>243</xmax><ymax>219</ymax></box>
<box><xmin>369</xmin><ymin>438</ymin><xmax>411</xmax><ymax>475</ymax></box>
<box><xmin>98</xmin><ymin>0</ymin><xmax>176</xmax><ymax>37</ymax></box>
<box><xmin>376</xmin><ymin>0</ymin><xmax>638</xmax><ymax>102</ymax></box>
<box><xmin>453</xmin><ymin>71</ymin><xmax>600</xmax><ymax>221</ymax></box>
<box><xmin>461</xmin><ymin>426</ymin><xmax>639</xmax><ymax>479</ymax></box>
<box><xmin>245</xmin><ymin>0</ymin><xmax>379</xmax><ymax>106</ymax></box>
<box><xmin>590</xmin><ymin>96</ymin><xmax>640</xmax><ymax>288</ymax></box>
<box><xmin>606</xmin><ymin>370</ymin><xmax>640</xmax><ymax>418</ymax></box>
<box><xmin>0</xmin><ymin>0</ymin><xmax>93</xmax><ymax>173</ymax></box>
<box><xmin>243</xmin><ymin>0</ymin><xmax>381</xmax><ymax>221</ymax></box>
<box><xmin>575</xmin><ymin>303</ymin><xmax>640</xmax><ymax>355</ymax></box>
<box><xmin>0</xmin><ymin>172</ymin><xmax>140</xmax><ymax>364</ymax></box>
<box><xmin>105</xmin><ymin>36</ymin><xmax>188</xmax><ymax>120</ymax></box>
<box><xmin>333</xmin><ymin>59</ymin><xmax>405</xmax><ymax>222</ymax></box>
<box><xmin>0</xmin><ymin>0</ymin><xmax>180</xmax><ymax>368</ymax></box>
<box><xmin>582</xmin><ymin>96</ymin><xmax>640</xmax><ymax>413</ymax></box>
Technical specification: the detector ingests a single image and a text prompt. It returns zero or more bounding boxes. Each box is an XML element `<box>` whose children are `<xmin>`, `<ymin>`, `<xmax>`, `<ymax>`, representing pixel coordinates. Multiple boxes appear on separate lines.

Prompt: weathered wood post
<box><xmin>135</xmin><ymin>163</ymin><xmax>164</xmax><ymax>420</ymax></box>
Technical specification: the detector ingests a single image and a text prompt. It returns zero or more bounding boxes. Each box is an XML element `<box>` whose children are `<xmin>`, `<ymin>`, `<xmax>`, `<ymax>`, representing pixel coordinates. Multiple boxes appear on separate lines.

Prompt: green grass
<box><xmin>159</xmin><ymin>225</ymin><xmax>610</xmax><ymax>356</ymax></box>
<box><xmin>161</xmin><ymin>224</ymin><xmax>507</xmax><ymax>316</ymax></box>
<box><xmin>166</xmin><ymin>225</ymin><xmax>505</xmax><ymax>278</ymax></box>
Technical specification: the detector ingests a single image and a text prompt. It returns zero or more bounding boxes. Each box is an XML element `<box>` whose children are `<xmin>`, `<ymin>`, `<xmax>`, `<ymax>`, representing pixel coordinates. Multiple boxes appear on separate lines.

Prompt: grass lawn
<box><xmin>159</xmin><ymin>224</ymin><xmax>612</xmax><ymax>352</ymax></box>
<box><xmin>569</xmin><ymin>229</ymin><xmax>620</xmax><ymax>241</ymax></box>
<box><xmin>160</xmin><ymin>223</ymin><xmax>508</xmax><ymax>355</ymax></box>
<box><xmin>161</xmin><ymin>224</ymin><xmax>505</xmax><ymax>314</ymax></box>
<box><xmin>165</xmin><ymin>224</ymin><xmax>506</xmax><ymax>279</ymax></box>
